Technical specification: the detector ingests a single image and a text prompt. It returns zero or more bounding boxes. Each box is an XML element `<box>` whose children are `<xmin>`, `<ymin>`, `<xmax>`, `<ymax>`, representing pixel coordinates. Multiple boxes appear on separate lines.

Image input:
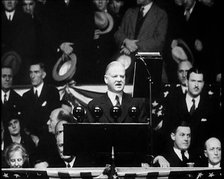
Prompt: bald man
<box><xmin>85</xmin><ymin>61</ymin><xmax>148</xmax><ymax>123</ymax></box>
<box><xmin>33</xmin><ymin>108</ymin><xmax>73</xmax><ymax>167</ymax></box>
<box><xmin>204</xmin><ymin>137</ymin><xmax>222</xmax><ymax>168</ymax></box>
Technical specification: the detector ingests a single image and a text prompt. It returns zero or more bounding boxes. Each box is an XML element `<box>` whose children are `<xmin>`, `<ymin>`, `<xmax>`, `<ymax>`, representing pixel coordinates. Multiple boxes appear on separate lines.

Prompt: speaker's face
<box><xmin>104</xmin><ymin>63</ymin><xmax>125</xmax><ymax>93</ymax></box>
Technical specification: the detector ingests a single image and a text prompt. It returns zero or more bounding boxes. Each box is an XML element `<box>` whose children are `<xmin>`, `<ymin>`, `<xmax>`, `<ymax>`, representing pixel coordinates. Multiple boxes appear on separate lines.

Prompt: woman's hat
<box><xmin>1</xmin><ymin>51</ymin><xmax>21</xmax><ymax>75</ymax></box>
<box><xmin>52</xmin><ymin>53</ymin><xmax>77</xmax><ymax>82</ymax></box>
<box><xmin>171</xmin><ymin>39</ymin><xmax>194</xmax><ymax>64</ymax></box>
<box><xmin>94</xmin><ymin>11</ymin><xmax>114</xmax><ymax>34</ymax></box>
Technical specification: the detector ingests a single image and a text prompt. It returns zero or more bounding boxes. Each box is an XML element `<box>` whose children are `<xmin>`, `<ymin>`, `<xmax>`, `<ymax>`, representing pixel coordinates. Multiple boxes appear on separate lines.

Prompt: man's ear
<box><xmin>171</xmin><ymin>132</ymin><xmax>175</xmax><ymax>141</ymax></box>
<box><xmin>42</xmin><ymin>71</ymin><xmax>46</xmax><ymax>79</ymax></box>
<box><xmin>204</xmin><ymin>150</ymin><xmax>208</xmax><ymax>158</ymax></box>
<box><xmin>104</xmin><ymin>75</ymin><xmax>108</xmax><ymax>84</ymax></box>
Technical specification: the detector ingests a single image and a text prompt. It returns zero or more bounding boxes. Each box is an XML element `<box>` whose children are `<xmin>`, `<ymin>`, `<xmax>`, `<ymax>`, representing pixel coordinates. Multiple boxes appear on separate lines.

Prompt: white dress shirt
<box><xmin>33</xmin><ymin>82</ymin><xmax>44</xmax><ymax>97</ymax></box>
<box><xmin>107</xmin><ymin>91</ymin><xmax>122</xmax><ymax>106</ymax></box>
<box><xmin>173</xmin><ymin>147</ymin><xmax>189</xmax><ymax>161</ymax></box>
<box><xmin>1</xmin><ymin>90</ymin><xmax>10</xmax><ymax>103</ymax></box>
<box><xmin>186</xmin><ymin>93</ymin><xmax>200</xmax><ymax>112</ymax></box>
<box><xmin>5</xmin><ymin>11</ymin><xmax>15</xmax><ymax>21</ymax></box>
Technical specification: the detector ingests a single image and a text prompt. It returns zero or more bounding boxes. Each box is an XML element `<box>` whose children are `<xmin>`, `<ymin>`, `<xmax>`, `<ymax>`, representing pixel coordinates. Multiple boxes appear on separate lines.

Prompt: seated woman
<box><xmin>4</xmin><ymin>142</ymin><xmax>29</xmax><ymax>168</ymax></box>
<box><xmin>2</xmin><ymin>112</ymin><xmax>36</xmax><ymax>164</ymax></box>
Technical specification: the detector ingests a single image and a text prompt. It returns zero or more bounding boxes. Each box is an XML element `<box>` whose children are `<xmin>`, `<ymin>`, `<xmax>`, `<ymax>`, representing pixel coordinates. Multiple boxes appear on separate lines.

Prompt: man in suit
<box><xmin>114</xmin><ymin>0</ymin><xmax>167</xmax><ymax>54</ymax></box>
<box><xmin>22</xmin><ymin>62</ymin><xmax>60</xmax><ymax>138</ymax></box>
<box><xmin>1</xmin><ymin>66</ymin><xmax>23</xmax><ymax>122</ymax></box>
<box><xmin>33</xmin><ymin>108</ymin><xmax>73</xmax><ymax>168</ymax></box>
<box><xmin>165</xmin><ymin>60</ymin><xmax>193</xmax><ymax>101</ymax></box>
<box><xmin>114</xmin><ymin>0</ymin><xmax>167</xmax><ymax>84</ymax></box>
<box><xmin>203</xmin><ymin>137</ymin><xmax>222</xmax><ymax>168</ymax></box>
<box><xmin>162</xmin><ymin>120</ymin><xmax>197</xmax><ymax>167</ymax></box>
<box><xmin>85</xmin><ymin>61</ymin><xmax>148</xmax><ymax>123</ymax></box>
<box><xmin>162</xmin><ymin>67</ymin><xmax>217</xmax><ymax>155</ymax></box>
<box><xmin>52</xmin><ymin>119</ymin><xmax>96</xmax><ymax>168</ymax></box>
<box><xmin>1</xmin><ymin>0</ymin><xmax>36</xmax><ymax>85</ymax></box>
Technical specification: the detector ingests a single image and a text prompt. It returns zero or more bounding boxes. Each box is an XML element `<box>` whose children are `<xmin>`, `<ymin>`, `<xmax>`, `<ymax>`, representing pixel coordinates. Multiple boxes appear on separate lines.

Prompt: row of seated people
<box><xmin>1</xmin><ymin>0</ymin><xmax>221</xmax><ymax>85</ymax></box>
<box><xmin>1</xmin><ymin>60</ymin><xmax>222</xmax><ymax>168</ymax></box>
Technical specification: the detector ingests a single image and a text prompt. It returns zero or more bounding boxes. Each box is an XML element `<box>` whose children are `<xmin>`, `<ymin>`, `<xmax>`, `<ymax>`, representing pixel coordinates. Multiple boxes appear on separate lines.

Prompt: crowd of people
<box><xmin>1</xmin><ymin>0</ymin><xmax>222</xmax><ymax>171</ymax></box>
<box><xmin>1</xmin><ymin>0</ymin><xmax>221</xmax><ymax>85</ymax></box>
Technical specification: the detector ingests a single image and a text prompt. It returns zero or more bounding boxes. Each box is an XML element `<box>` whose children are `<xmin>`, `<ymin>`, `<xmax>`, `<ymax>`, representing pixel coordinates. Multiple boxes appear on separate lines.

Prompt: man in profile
<box><xmin>85</xmin><ymin>61</ymin><xmax>148</xmax><ymax>123</ymax></box>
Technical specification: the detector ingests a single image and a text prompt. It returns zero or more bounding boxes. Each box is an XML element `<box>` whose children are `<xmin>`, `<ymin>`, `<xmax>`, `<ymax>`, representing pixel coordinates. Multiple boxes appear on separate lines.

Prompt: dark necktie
<box><xmin>66</xmin><ymin>163</ymin><xmax>71</xmax><ymax>168</ymax></box>
<box><xmin>181</xmin><ymin>150</ymin><xmax>188</xmax><ymax>165</ymax></box>
<box><xmin>189</xmin><ymin>99</ymin><xmax>195</xmax><ymax>115</ymax></box>
<box><xmin>4</xmin><ymin>93</ymin><xmax>7</xmax><ymax>104</ymax></box>
<box><xmin>35</xmin><ymin>90</ymin><xmax>38</xmax><ymax>99</ymax></box>
<box><xmin>134</xmin><ymin>7</ymin><xmax>144</xmax><ymax>38</ymax></box>
<box><xmin>115</xmin><ymin>95</ymin><xmax>120</xmax><ymax>107</ymax></box>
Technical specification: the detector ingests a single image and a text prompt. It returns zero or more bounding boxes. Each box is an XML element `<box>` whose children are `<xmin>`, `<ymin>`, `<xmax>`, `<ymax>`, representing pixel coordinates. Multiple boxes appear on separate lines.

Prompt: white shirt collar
<box><xmin>107</xmin><ymin>91</ymin><xmax>122</xmax><ymax>106</ymax></box>
<box><xmin>173</xmin><ymin>147</ymin><xmax>189</xmax><ymax>161</ymax></box>
<box><xmin>184</xmin><ymin>1</ymin><xmax>196</xmax><ymax>15</ymax></box>
<box><xmin>65</xmin><ymin>156</ymin><xmax>76</xmax><ymax>168</ymax></box>
<box><xmin>1</xmin><ymin>90</ymin><xmax>10</xmax><ymax>103</ymax></box>
<box><xmin>208</xmin><ymin>162</ymin><xmax>220</xmax><ymax>168</ymax></box>
<box><xmin>181</xmin><ymin>85</ymin><xmax>188</xmax><ymax>94</ymax></box>
<box><xmin>141</xmin><ymin>2</ymin><xmax>153</xmax><ymax>17</ymax></box>
<box><xmin>5</xmin><ymin>10</ymin><xmax>15</xmax><ymax>20</ymax></box>
<box><xmin>186</xmin><ymin>93</ymin><xmax>200</xmax><ymax>111</ymax></box>
<box><xmin>33</xmin><ymin>82</ymin><xmax>44</xmax><ymax>97</ymax></box>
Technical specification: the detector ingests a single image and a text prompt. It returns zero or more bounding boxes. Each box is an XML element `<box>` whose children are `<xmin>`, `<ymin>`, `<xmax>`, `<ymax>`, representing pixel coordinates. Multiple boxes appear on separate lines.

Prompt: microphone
<box><xmin>73</xmin><ymin>106</ymin><xmax>85</xmax><ymax>122</ymax></box>
<box><xmin>110</xmin><ymin>106</ymin><xmax>122</xmax><ymax>122</ymax></box>
<box><xmin>128</xmin><ymin>106</ymin><xmax>140</xmax><ymax>122</ymax></box>
<box><xmin>92</xmin><ymin>106</ymin><xmax>103</xmax><ymax>121</ymax></box>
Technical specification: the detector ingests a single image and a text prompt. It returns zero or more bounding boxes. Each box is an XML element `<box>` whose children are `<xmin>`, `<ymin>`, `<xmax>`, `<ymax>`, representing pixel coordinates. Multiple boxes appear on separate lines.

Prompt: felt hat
<box><xmin>1</xmin><ymin>51</ymin><xmax>21</xmax><ymax>75</ymax></box>
<box><xmin>94</xmin><ymin>11</ymin><xmax>114</xmax><ymax>34</ymax></box>
<box><xmin>171</xmin><ymin>39</ymin><xmax>194</xmax><ymax>64</ymax></box>
<box><xmin>52</xmin><ymin>53</ymin><xmax>77</xmax><ymax>82</ymax></box>
<box><xmin>116</xmin><ymin>54</ymin><xmax>132</xmax><ymax>70</ymax></box>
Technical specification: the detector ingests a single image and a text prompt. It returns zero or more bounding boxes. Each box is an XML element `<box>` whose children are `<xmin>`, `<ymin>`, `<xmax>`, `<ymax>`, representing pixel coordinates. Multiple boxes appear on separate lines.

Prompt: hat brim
<box><xmin>96</xmin><ymin>12</ymin><xmax>114</xmax><ymax>35</ymax></box>
<box><xmin>171</xmin><ymin>39</ymin><xmax>194</xmax><ymax>64</ymax></box>
<box><xmin>1</xmin><ymin>51</ymin><xmax>21</xmax><ymax>75</ymax></box>
<box><xmin>52</xmin><ymin>53</ymin><xmax>77</xmax><ymax>82</ymax></box>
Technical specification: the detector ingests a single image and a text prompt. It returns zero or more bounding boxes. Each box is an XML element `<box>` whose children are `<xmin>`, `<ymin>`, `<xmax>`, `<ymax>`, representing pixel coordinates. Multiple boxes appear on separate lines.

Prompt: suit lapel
<box><xmin>118</xmin><ymin>93</ymin><xmax>132</xmax><ymax>123</ymax></box>
<box><xmin>101</xmin><ymin>94</ymin><xmax>114</xmax><ymax>123</ymax></box>
<box><xmin>138</xmin><ymin>3</ymin><xmax>156</xmax><ymax>38</ymax></box>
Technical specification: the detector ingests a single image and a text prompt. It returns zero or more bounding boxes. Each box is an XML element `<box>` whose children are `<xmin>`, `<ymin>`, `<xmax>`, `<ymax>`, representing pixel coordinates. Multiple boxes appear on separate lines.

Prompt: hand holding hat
<box><xmin>94</xmin><ymin>11</ymin><xmax>114</xmax><ymax>35</ymax></box>
<box><xmin>60</xmin><ymin>42</ymin><xmax>74</xmax><ymax>55</ymax></box>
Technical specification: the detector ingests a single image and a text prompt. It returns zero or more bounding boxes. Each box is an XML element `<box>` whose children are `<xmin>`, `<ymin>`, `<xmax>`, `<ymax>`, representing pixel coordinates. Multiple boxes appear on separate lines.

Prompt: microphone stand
<box><xmin>135</xmin><ymin>55</ymin><xmax>154</xmax><ymax>165</ymax></box>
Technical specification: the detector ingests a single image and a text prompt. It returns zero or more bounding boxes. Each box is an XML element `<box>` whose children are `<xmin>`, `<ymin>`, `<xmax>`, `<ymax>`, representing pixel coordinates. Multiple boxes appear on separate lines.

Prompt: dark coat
<box><xmin>85</xmin><ymin>93</ymin><xmax>148</xmax><ymax>123</ymax></box>
<box><xmin>2</xmin><ymin>90</ymin><xmax>23</xmax><ymax>121</ymax></box>
<box><xmin>163</xmin><ymin>147</ymin><xmax>197</xmax><ymax>167</ymax></box>
<box><xmin>22</xmin><ymin>84</ymin><xmax>60</xmax><ymax>137</ymax></box>
<box><xmin>162</xmin><ymin>92</ymin><xmax>216</xmax><ymax>154</ymax></box>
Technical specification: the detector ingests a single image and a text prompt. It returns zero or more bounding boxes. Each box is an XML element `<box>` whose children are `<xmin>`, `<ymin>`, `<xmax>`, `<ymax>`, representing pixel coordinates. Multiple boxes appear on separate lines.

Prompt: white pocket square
<box><xmin>201</xmin><ymin>118</ymin><xmax>207</xmax><ymax>122</ymax></box>
<box><xmin>41</xmin><ymin>101</ymin><xmax>47</xmax><ymax>107</ymax></box>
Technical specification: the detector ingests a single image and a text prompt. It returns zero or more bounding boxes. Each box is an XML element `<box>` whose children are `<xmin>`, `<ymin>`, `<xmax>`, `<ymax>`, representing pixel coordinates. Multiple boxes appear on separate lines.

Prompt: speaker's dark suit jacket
<box><xmin>22</xmin><ymin>84</ymin><xmax>60</xmax><ymax>137</ymax></box>
<box><xmin>2</xmin><ymin>89</ymin><xmax>23</xmax><ymax>121</ymax></box>
<box><xmin>162</xmin><ymin>92</ymin><xmax>216</xmax><ymax>154</ymax></box>
<box><xmin>85</xmin><ymin>93</ymin><xmax>148</xmax><ymax>123</ymax></box>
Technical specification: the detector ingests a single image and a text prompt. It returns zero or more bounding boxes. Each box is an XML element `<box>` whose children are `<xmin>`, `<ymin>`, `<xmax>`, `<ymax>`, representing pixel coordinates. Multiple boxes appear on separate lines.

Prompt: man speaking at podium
<box><xmin>85</xmin><ymin>61</ymin><xmax>148</xmax><ymax>123</ymax></box>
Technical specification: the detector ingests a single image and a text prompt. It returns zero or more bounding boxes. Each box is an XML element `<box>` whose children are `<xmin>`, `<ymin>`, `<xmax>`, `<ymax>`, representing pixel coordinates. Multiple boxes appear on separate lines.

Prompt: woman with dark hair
<box><xmin>2</xmin><ymin>112</ymin><xmax>36</xmax><ymax>165</ymax></box>
<box><xmin>4</xmin><ymin>142</ymin><xmax>29</xmax><ymax>168</ymax></box>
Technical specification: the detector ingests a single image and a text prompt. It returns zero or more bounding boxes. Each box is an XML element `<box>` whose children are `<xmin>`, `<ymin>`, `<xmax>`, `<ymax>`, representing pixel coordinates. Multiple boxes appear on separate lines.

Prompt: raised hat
<box><xmin>171</xmin><ymin>39</ymin><xmax>194</xmax><ymax>64</ymax></box>
<box><xmin>94</xmin><ymin>11</ymin><xmax>114</xmax><ymax>34</ymax></box>
<box><xmin>1</xmin><ymin>51</ymin><xmax>21</xmax><ymax>75</ymax></box>
<box><xmin>52</xmin><ymin>53</ymin><xmax>77</xmax><ymax>82</ymax></box>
